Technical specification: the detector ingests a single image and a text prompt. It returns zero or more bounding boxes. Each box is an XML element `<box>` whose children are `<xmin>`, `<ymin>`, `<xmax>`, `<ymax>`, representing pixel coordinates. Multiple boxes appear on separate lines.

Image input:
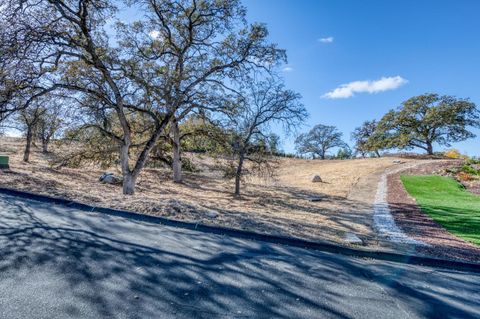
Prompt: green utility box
<box><xmin>0</xmin><ymin>155</ymin><xmax>9</xmax><ymax>169</ymax></box>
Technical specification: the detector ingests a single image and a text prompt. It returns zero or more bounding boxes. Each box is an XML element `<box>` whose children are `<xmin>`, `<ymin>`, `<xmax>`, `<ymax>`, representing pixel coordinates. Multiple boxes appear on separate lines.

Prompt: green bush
<box><xmin>467</xmin><ymin>158</ymin><xmax>480</xmax><ymax>165</ymax></box>
<box><xmin>461</xmin><ymin>164</ymin><xmax>480</xmax><ymax>176</ymax></box>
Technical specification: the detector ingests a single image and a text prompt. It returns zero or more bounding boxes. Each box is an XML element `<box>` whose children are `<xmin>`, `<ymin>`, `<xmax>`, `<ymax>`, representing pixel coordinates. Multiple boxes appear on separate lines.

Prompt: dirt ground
<box><xmin>0</xmin><ymin>137</ymin><xmax>415</xmax><ymax>246</ymax></box>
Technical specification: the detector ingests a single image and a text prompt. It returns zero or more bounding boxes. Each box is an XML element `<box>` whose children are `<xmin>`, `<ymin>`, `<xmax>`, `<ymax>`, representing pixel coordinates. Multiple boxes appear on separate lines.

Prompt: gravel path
<box><xmin>373</xmin><ymin>164</ymin><xmax>426</xmax><ymax>246</ymax></box>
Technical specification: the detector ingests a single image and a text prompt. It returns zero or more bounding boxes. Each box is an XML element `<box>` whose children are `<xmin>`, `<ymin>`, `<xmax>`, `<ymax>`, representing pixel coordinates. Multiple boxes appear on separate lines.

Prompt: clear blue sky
<box><xmin>243</xmin><ymin>0</ymin><xmax>480</xmax><ymax>156</ymax></box>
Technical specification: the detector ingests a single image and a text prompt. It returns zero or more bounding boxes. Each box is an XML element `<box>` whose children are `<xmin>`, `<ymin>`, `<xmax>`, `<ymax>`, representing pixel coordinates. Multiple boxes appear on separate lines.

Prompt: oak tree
<box><xmin>4</xmin><ymin>0</ymin><xmax>284</xmax><ymax>194</ymax></box>
<box><xmin>376</xmin><ymin>94</ymin><xmax>479</xmax><ymax>155</ymax></box>
<box><xmin>295</xmin><ymin>124</ymin><xmax>346</xmax><ymax>159</ymax></box>
<box><xmin>351</xmin><ymin>120</ymin><xmax>381</xmax><ymax>157</ymax></box>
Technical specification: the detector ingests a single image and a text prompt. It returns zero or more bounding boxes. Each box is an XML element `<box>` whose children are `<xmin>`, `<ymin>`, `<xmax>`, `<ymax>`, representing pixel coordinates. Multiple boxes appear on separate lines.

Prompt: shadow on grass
<box><xmin>414</xmin><ymin>204</ymin><xmax>480</xmax><ymax>244</ymax></box>
<box><xmin>388</xmin><ymin>200</ymin><xmax>480</xmax><ymax>263</ymax></box>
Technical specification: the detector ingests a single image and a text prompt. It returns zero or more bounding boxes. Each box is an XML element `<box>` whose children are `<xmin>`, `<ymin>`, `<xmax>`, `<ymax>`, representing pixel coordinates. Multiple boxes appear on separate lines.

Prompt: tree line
<box><xmin>0</xmin><ymin>0</ymin><xmax>307</xmax><ymax>196</ymax></box>
<box><xmin>296</xmin><ymin>93</ymin><xmax>479</xmax><ymax>159</ymax></box>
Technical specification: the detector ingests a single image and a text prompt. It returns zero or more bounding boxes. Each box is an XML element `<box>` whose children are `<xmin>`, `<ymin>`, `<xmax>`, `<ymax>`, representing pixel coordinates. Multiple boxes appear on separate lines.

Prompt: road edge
<box><xmin>1</xmin><ymin>186</ymin><xmax>479</xmax><ymax>273</ymax></box>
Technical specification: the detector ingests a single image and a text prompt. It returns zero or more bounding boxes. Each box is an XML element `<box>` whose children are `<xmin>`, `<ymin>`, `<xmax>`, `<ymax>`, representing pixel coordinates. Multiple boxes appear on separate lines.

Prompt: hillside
<box><xmin>0</xmin><ymin>136</ymin><xmax>413</xmax><ymax>246</ymax></box>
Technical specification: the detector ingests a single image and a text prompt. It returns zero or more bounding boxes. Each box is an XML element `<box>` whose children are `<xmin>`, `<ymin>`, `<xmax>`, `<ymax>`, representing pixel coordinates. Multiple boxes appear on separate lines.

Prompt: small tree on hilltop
<box><xmin>335</xmin><ymin>146</ymin><xmax>353</xmax><ymax>160</ymax></box>
<box><xmin>295</xmin><ymin>124</ymin><xmax>346</xmax><ymax>159</ymax></box>
<box><xmin>376</xmin><ymin>93</ymin><xmax>480</xmax><ymax>155</ymax></box>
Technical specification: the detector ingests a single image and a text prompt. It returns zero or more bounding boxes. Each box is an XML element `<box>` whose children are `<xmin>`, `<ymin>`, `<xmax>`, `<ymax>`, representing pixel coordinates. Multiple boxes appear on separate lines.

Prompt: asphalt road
<box><xmin>0</xmin><ymin>193</ymin><xmax>479</xmax><ymax>319</ymax></box>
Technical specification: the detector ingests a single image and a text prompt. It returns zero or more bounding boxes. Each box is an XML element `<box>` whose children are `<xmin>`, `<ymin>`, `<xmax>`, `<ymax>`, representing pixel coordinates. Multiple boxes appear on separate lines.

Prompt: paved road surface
<box><xmin>0</xmin><ymin>193</ymin><xmax>479</xmax><ymax>319</ymax></box>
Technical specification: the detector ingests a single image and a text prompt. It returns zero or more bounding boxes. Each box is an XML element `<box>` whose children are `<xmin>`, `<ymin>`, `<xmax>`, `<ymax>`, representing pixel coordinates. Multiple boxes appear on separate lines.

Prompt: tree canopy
<box><xmin>351</xmin><ymin>120</ymin><xmax>382</xmax><ymax>157</ymax></box>
<box><xmin>375</xmin><ymin>93</ymin><xmax>479</xmax><ymax>155</ymax></box>
<box><xmin>2</xmin><ymin>0</ymin><xmax>288</xmax><ymax>194</ymax></box>
<box><xmin>295</xmin><ymin>124</ymin><xmax>346</xmax><ymax>159</ymax></box>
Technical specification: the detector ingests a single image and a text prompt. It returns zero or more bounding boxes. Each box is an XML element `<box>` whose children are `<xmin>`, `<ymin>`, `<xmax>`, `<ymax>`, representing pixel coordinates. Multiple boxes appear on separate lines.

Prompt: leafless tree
<box><xmin>12</xmin><ymin>102</ymin><xmax>46</xmax><ymax>162</ymax></box>
<box><xmin>224</xmin><ymin>76</ymin><xmax>307</xmax><ymax>196</ymax></box>
<box><xmin>35</xmin><ymin>99</ymin><xmax>67</xmax><ymax>153</ymax></box>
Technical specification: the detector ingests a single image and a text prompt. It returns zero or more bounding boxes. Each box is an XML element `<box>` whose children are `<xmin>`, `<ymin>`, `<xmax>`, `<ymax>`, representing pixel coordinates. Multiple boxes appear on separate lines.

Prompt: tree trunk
<box><xmin>375</xmin><ymin>150</ymin><xmax>381</xmax><ymax>158</ymax></box>
<box><xmin>234</xmin><ymin>152</ymin><xmax>245</xmax><ymax>196</ymax></box>
<box><xmin>23</xmin><ymin>127</ymin><xmax>33</xmax><ymax>162</ymax></box>
<box><xmin>171</xmin><ymin>120</ymin><xmax>182</xmax><ymax>183</ymax></box>
<box><xmin>426</xmin><ymin>142</ymin><xmax>433</xmax><ymax>155</ymax></box>
<box><xmin>320</xmin><ymin>147</ymin><xmax>327</xmax><ymax>160</ymax></box>
<box><xmin>123</xmin><ymin>172</ymin><xmax>137</xmax><ymax>196</ymax></box>
<box><xmin>119</xmin><ymin>143</ymin><xmax>136</xmax><ymax>195</ymax></box>
<box><xmin>118</xmin><ymin>112</ymin><xmax>175</xmax><ymax>195</ymax></box>
<box><xmin>42</xmin><ymin>138</ymin><xmax>49</xmax><ymax>153</ymax></box>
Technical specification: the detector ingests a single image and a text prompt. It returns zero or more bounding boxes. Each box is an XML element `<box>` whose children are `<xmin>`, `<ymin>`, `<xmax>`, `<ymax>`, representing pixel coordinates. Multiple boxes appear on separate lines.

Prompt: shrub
<box><xmin>460</xmin><ymin>164</ymin><xmax>480</xmax><ymax>176</ymax></box>
<box><xmin>468</xmin><ymin>158</ymin><xmax>480</xmax><ymax>165</ymax></box>
<box><xmin>457</xmin><ymin>172</ymin><xmax>475</xmax><ymax>182</ymax></box>
<box><xmin>444</xmin><ymin>149</ymin><xmax>461</xmax><ymax>159</ymax></box>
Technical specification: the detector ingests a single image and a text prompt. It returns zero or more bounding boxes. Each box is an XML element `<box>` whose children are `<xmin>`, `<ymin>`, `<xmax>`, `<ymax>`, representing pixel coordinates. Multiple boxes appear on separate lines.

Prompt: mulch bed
<box><xmin>463</xmin><ymin>180</ymin><xmax>480</xmax><ymax>195</ymax></box>
<box><xmin>387</xmin><ymin>160</ymin><xmax>480</xmax><ymax>263</ymax></box>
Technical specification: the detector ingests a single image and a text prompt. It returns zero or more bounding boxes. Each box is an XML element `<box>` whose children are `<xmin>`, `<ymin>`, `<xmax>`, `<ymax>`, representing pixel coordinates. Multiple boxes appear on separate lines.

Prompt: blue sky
<box><xmin>243</xmin><ymin>0</ymin><xmax>480</xmax><ymax>156</ymax></box>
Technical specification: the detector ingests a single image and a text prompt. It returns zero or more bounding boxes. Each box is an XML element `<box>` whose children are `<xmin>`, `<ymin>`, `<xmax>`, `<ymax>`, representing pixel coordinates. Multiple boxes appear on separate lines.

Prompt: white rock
<box><xmin>344</xmin><ymin>232</ymin><xmax>363</xmax><ymax>245</ymax></box>
<box><xmin>206</xmin><ymin>211</ymin><xmax>219</xmax><ymax>218</ymax></box>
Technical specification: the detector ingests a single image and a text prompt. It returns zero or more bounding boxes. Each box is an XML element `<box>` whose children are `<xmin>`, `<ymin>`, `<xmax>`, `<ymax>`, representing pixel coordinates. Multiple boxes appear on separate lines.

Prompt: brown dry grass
<box><xmin>0</xmin><ymin>136</ymin><xmax>413</xmax><ymax>246</ymax></box>
<box><xmin>277</xmin><ymin>157</ymin><xmax>409</xmax><ymax>197</ymax></box>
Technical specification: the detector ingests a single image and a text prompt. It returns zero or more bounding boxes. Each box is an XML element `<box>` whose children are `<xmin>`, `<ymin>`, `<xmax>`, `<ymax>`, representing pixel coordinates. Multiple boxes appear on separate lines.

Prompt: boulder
<box><xmin>205</xmin><ymin>210</ymin><xmax>219</xmax><ymax>218</ymax></box>
<box><xmin>99</xmin><ymin>172</ymin><xmax>123</xmax><ymax>185</ymax></box>
<box><xmin>312</xmin><ymin>175</ymin><xmax>323</xmax><ymax>183</ymax></box>
<box><xmin>344</xmin><ymin>232</ymin><xmax>363</xmax><ymax>245</ymax></box>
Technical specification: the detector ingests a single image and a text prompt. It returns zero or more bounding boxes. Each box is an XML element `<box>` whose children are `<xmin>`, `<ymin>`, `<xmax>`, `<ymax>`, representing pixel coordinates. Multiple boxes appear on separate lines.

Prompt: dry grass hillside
<box><xmin>0</xmin><ymin>136</ymin><xmax>413</xmax><ymax>246</ymax></box>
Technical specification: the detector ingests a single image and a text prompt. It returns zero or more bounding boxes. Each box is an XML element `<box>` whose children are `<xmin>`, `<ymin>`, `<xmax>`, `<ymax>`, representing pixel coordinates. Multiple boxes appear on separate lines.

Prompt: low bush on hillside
<box><xmin>467</xmin><ymin>158</ymin><xmax>480</xmax><ymax>165</ymax></box>
<box><xmin>441</xmin><ymin>161</ymin><xmax>480</xmax><ymax>186</ymax></box>
<box><xmin>444</xmin><ymin>149</ymin><xmax>462</xmax><ymax>159</ymax></box>
<box><xmin>461</xmin><ymin>164</ymin><xmax>480</xmax><ymax>176</ymax></box>
<box><xmin>457</xmin><ymin>171</ymin><xmax>476</xmax><ymax>182</ymax></box>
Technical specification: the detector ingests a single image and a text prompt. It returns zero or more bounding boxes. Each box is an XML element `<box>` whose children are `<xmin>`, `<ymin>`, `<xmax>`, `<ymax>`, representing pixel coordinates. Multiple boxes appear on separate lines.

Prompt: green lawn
<box><xmin>401</xmin><ymin>175</ymin><xmax>480</xmax><ymax>246</ymax></box>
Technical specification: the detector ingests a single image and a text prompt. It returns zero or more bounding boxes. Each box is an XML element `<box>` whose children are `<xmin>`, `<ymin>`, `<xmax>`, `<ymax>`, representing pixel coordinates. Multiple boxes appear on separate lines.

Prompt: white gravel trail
<box><xmin>373</xmin><ymin>164</ymin><xmax>427</xmax><ymax>246</ymax></box>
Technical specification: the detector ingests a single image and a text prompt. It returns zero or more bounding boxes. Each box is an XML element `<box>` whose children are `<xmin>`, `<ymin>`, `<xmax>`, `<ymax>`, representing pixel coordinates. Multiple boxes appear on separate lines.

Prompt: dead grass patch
<box><xmin>0</xmin><ymin>136</ymin><xmax>414</xmax><ymax>246</ymax></box>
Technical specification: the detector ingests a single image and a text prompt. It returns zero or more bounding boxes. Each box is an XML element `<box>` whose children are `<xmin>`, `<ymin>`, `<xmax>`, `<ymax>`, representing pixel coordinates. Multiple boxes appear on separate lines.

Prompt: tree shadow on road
<box><xmin>0</xmin><ymin>196</ymin><xmax>478</xmax><ymax>319</ymax></box>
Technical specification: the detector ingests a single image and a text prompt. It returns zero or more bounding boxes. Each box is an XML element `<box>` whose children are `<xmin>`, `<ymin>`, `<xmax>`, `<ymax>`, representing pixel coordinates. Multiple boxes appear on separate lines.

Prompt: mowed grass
<box><xmin>401</xmin><ymin>175</ymin><xmax>480</xmax><ymax>245</ymax></box>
